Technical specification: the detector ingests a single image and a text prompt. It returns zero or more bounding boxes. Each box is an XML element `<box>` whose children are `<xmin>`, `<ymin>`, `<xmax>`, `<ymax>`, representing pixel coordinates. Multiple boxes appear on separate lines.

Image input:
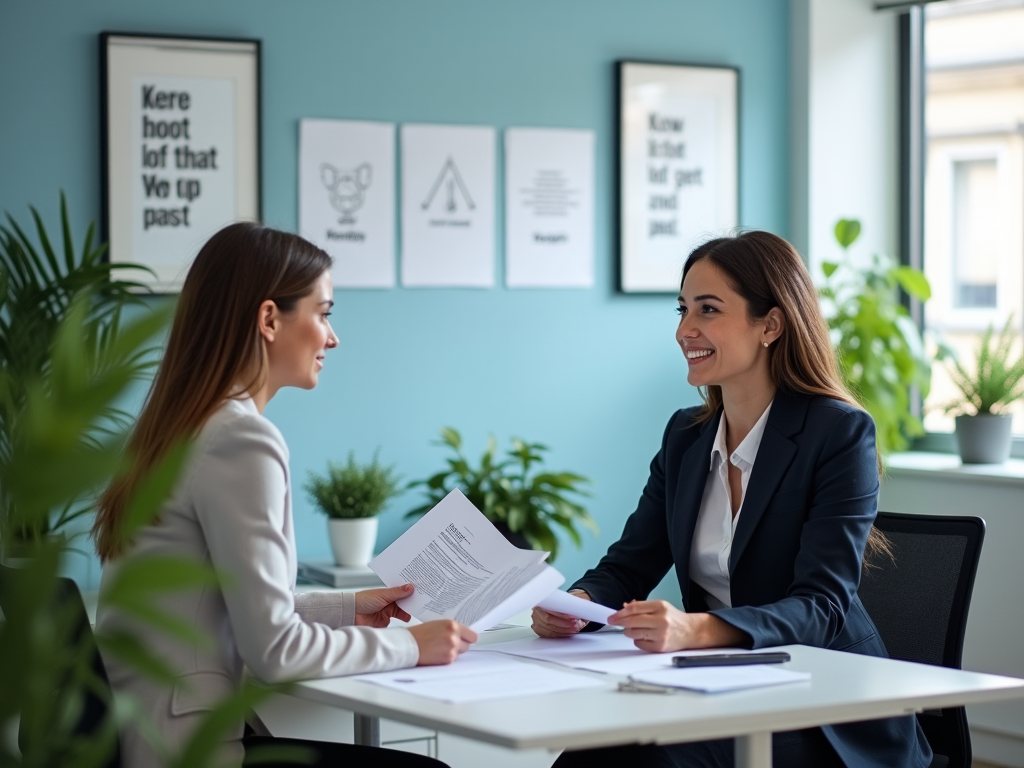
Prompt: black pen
<box><xmin>671</xmin><ymin>651</ymin><xmax>791</xmax><ymax>668</ymax></box>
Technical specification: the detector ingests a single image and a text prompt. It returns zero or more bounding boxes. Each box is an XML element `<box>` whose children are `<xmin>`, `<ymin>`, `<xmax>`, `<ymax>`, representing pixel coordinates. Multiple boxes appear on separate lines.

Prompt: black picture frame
<box><xmin>100</xmin><ymin>32</ymin><xmax>262</xmax><ymax>292</ymax></box>
<box><xmin>616</xmin><ymin>60</ymin><xmax>739</xmax><ymax>293</ymax></box>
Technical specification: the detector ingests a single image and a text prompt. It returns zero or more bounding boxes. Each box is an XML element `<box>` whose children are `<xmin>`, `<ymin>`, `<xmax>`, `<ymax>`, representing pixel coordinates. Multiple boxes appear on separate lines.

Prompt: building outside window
<box><xmin>921</xmin><ymin>0</ymin><xmax>1024</xmax><ymax>434</ymax></box>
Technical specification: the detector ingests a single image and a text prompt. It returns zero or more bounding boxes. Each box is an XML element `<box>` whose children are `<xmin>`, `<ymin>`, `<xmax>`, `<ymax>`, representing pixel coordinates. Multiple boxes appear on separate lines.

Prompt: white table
<box><xmin>288</xmin><ymin>627</ymin><xmax>1024</xmax><ymax>768</ymax></box>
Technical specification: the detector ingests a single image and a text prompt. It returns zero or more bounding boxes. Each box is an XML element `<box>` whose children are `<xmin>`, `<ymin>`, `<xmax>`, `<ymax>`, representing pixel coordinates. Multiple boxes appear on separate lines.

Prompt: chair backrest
<box><xmin>858</xmin><ymin>512</ymin><xmax>986</xmax><ymax>768</ymax></box>
<box><xmin>0</xmin><ymin>564</ymin><xmax>121</xmax><ymax>768</ymax></box>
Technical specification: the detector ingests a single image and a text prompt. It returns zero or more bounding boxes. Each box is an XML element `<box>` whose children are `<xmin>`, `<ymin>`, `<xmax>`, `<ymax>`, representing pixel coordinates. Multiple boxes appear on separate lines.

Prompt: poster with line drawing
<box><xmin>299</xmin><ymin>119</ymin><xmax>395</xmax><ymax>288</ymax></box>
<box><xmin>505</xmin><ymin>127</ymin><xmax>595</xmax><ymax>288</ymax></box>
<box><xmin>401</xmin><ymin>124</ymin><xmax>495</xmax><ymax>288</ymax></box>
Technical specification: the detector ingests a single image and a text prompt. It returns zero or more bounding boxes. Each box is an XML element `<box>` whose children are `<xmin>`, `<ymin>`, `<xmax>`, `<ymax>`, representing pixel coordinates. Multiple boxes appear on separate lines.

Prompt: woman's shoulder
<box><xmin>197</xmin><ymin>398</ymin><xmax>288</xmax><ymax>460</ymax></box>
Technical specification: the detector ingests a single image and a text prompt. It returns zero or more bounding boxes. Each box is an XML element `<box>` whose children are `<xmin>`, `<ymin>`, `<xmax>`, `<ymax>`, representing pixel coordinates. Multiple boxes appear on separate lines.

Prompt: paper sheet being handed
<box><xmin>369</xmin><ymin>489</ymin><xmax>613</xmax><ymax>632</ymax></box>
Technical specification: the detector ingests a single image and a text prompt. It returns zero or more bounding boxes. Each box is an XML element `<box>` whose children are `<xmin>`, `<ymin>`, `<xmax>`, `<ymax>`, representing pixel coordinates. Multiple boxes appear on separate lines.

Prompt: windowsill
<box><xmin>886</xmin><ymin>451</ymin><xmax>1024</xmax><ymax>487</ymax></box>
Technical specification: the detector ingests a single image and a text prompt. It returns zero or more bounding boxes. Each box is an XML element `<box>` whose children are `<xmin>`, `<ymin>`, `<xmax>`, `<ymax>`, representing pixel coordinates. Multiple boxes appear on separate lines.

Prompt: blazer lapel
<box><xmin>729</xmin><ymin>392</ymin><xmax>807</xmax><ymax>572</ymax></box>
<box><xmin>673</xmin><ymin>410</ymin><xmax>720</xmax><ymax>609</ymax></box>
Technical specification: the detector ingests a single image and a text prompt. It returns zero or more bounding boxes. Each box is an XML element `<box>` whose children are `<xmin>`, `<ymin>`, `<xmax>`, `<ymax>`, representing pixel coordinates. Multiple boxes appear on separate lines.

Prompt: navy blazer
<box><xmin>573</xmin><ymin>391</ymin><xmax>932</xmax><ymax>768</ymax></box>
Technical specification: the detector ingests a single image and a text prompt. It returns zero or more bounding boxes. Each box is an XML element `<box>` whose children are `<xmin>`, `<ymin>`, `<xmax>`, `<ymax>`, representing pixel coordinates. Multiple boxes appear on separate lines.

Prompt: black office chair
<box><xmin>0</xmin><ymin>564</ymin><xmax>121</xmax><ymax>768</ymax></box>
<box><xmin>857</xmin><ymin>512</ymin><xmax>985</xmax><ymax>768</ymax></box>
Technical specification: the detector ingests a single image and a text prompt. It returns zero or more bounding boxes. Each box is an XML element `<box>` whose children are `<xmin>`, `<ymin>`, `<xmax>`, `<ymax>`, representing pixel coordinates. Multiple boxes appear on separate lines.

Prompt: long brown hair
<box><xmin>93</xmin><ymin>222</ymin><xmax>332</xmax><ymax>561</ymax></box>
<box><xmin>681</xmin><ymin>230</ymin><xmax>891</xmax><ymax>562</ymax></box>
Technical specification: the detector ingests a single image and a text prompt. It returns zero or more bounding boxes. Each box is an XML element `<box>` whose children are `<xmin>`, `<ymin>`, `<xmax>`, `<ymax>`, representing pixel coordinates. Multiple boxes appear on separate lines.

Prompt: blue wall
<box><xmin>1</xmin><ymin>0</ymin><xmax>791</xmax><ymax>594</ymax></box>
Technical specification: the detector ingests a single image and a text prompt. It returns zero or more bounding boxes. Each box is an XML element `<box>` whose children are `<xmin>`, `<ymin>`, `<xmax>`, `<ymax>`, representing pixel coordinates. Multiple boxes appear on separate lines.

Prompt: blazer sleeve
<box><xmin>570</xmin><ymin>411</ymin><xmax>680</xmax><ymax>611</ymax></box>
<box><xmin>711</xmin><ymin>408</ymin><xmax>879</xmax><ymax>649</ymax></box>
<box><xmin>189</xmin><ymin>413</ymin><xmax>419</xmax><ymax>683</ymax></box>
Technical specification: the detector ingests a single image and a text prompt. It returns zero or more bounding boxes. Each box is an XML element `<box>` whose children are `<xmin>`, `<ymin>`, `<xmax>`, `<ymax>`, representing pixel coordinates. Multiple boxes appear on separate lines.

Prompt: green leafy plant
<box><xmin>818</xmin><ymin>219</ymin><xmax>933</xmax><ymax>455</ymax></box>
<box><xmin>0</xmin><ymin>194</ymin><xmax>154</xmax><ymax>545</ymax></box>
<box><xmin>406</xmin><ymin>427</ymin><xmax>596</xmax><ymax>562</ymax></box>
<box><xmin>944</xmin><ymin>316</ymin><xmax>1024</xmax><ymax>416</ymax></box>
<box><xmin>0</xmin><ymin>211</ymin><xmax>302</xmax><ymax>768</ymax></box>
<box><xmin>304</xmin><ymin>451</ymin><xmax>402</xmax><ymax>519</ymax></box>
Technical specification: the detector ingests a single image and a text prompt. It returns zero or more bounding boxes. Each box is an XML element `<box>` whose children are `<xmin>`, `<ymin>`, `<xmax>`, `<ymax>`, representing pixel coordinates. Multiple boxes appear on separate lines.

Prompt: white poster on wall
<box><xmin>619</xmin><ymin>63</ymin><xmax>737</xmax><ymax>292</ymax></box>
<box><xmin>505</xmin><ymin>128</ymin><xmax>594</xmax><ymax>288</ymax></box>
<box><xmin>299</xmin><ymin>119</ymin><xmax>395</xmax><ymax>288</ymax></box>
<box><xmin>131</xmin><ymin>75</ymin><xmax>236</xmax><ymax>283</ymax></box>
<box><xmin>401</xmin><ymin>124</ymin><xmax>495</xmax><ymax>288</ymax></box>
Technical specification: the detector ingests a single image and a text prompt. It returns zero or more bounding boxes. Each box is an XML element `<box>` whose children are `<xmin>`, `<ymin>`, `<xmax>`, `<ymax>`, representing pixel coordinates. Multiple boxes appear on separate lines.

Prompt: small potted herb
<box><xmin>944</xmin><ymin>317</ymin><xmax>1024</xmax><ymax>464</ymax></box>
<box><xmin>304</xmin><ymin>452</ymin><xmax>401</xmax><ymax>566</ymax></box>
<box><xmin>406</xmin><ymin>428</ymin><xmax>596</xmax><ymax>563</ymax></box>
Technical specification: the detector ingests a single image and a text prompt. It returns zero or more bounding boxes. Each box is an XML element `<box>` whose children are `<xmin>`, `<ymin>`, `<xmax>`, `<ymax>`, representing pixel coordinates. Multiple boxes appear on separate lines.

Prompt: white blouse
<box><xmin>688</xmin><ymin>401</ymin><xmax>773</xmax><ymax>610</ymax></box>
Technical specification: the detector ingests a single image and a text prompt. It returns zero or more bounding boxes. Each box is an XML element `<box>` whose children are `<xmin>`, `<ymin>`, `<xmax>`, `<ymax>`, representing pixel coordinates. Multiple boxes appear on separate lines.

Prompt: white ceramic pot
<box><xmin>328</xmin><ymin>517</ymin><xmax>379</xmax><ymax>567</ymax></box>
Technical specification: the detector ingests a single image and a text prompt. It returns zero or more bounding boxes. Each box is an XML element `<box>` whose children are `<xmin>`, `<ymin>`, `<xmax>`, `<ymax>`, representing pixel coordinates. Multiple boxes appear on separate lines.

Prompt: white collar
<box><xmin>710</xmin><ymin>400</ymin><xmax>774</xmax><ymax>469</ymax></box>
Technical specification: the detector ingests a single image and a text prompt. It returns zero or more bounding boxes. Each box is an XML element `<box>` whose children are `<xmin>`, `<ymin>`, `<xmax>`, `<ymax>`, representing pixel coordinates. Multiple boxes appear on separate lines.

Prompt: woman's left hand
<box><xmin>353</xmin><ymin>583</ymin><xmax>414</xmax><ymax>627</ymax></box>
<box><xmin>607</xmin><ymin>600</ymin><xmax>748</xmax><ymax>653</ymax></box>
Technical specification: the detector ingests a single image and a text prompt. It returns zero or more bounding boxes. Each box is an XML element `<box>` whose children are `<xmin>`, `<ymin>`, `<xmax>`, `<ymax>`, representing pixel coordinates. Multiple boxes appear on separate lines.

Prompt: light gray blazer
<box><xmin>97</xmin><ymin>397</ymin><xmax>418</xmax><ymax>767</ymax></box>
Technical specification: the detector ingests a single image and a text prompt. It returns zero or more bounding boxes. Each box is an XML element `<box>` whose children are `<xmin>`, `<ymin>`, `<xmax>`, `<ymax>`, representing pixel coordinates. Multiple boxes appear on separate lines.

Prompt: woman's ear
<box><xmin>764</xmin><ymin>307</ymin><xmax>786</xmax><ymax>345</ymax></box>
<box><xmin>257</xmin><ymin>299</ymin><xmax>279</xmax><ymax>343</ymax></box>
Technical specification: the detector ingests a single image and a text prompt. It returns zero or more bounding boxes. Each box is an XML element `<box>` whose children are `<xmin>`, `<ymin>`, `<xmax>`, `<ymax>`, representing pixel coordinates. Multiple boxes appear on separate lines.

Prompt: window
<box><xmin>918</xmin><ymin>0</ymin><xmax>1024</xmax><ymax>434</ymax></box>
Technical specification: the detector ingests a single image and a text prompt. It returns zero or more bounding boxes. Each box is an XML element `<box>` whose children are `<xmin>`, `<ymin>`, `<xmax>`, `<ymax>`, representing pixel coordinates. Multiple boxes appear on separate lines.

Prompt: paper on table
<box><xmin>535</xmin><ymin>590</ymin><xmax>615</xmax><ymax>625</ymax></box>
<box><xmin>476</xmin><ymin>632</ymin><xmax>756</xmax><ymax>675</ymax></box>
<box><xmin>630</xmin><ymin>665</ymin><xmax>811</xmax><ymax>693</ymax></box>
<box><xmin>357</xmin><ymin>662</ymin><xmax>606</xmax><ymax>704</ymax></box>
<box><xmin>369</xmin><ymin>489</ymin><xmax>565</xmax><ymax>632</ymax></box>
<box><xmin>353</xmin><ymin>649</ymin><xmax>526</xmax><ymax>683</ymax></box>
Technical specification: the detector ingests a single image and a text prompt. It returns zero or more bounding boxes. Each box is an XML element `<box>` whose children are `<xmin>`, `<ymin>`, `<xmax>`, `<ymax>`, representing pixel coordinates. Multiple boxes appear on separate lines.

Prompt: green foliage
<box><xmin>304</xmin><ymin>451</ymin><xmax>402</xmax><ymax>519</ymax></box>
<box><xmin>818</xmin><ymin>219</ymin><xmax>933</xmax><ymax>455</ymax></box>
<box><xmin>406</xmin><ymin>427</ymin><xmax>597</xmax><ymax>562</ymax></box>
<box><xmin>944</xmin><ymin>316</ymin><xmax>1024</xmax><ymax>416</ymax></box>
<box><xmin>0</xmin><ymin>206</ymin><xmax>298</xmax><ymax>768</ymax></box>
<box><xmin>0</xmin><ymin>194</ymin><xmax>155</xmax><ymax>542</ymax></box>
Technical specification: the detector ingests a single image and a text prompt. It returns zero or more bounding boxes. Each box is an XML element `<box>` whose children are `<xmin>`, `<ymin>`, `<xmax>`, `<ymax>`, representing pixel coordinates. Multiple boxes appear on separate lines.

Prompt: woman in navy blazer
<box><xmin>535</xmin><ymin>232</ymin><xmax>932</xmax><ymax>768</ymax></box>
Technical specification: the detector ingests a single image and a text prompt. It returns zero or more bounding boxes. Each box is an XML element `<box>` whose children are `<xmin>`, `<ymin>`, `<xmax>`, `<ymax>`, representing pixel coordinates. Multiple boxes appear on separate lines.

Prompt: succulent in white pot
<box><xmin>304</xmin><ymin>452</ymin><xmax>401</xmax><ymax>566</ymax></box>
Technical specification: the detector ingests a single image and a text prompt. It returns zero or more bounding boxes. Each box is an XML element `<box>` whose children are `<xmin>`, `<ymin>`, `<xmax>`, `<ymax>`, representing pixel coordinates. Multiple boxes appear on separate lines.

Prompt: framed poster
<box><xmin>618</xmin><ymin>61</ymin><xmax>738</xmax><ymax>293</ymax></box>
<box><xmin>101</xmin><ymin>33</ymin><xmax>261</xmax><ymax>292</ymax></box>
<box><xmin>299</xmin><ymin>119</ymin><xmax>395</xmax><ymax>289</ymax></box>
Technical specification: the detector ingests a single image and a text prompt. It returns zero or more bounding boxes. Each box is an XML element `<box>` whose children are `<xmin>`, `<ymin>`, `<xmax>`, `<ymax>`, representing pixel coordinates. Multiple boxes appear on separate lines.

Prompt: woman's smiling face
<box><xmin>675</xmin><ymin>258</ymin><xmax>770</xmax><ymax>390</ymax></box>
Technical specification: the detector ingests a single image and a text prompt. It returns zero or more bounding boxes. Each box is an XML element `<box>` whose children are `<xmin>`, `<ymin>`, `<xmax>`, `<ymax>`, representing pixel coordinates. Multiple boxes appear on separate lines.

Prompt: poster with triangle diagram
<box><xmin>401</xmin><ymin>124</ymin><xmax>495</xmax><ymax>287</ymax></box>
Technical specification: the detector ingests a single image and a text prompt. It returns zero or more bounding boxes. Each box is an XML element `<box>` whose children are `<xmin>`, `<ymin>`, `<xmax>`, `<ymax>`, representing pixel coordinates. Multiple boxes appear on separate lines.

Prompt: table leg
<box><xmin>354</xmin><ymin>713</ymin><xmax>380</xmax><ymax>747</ymax></box>
<box><xmin>735</xmin><ymin>732</ymin><xmax>771</xmax><ymax>768</ymax></box>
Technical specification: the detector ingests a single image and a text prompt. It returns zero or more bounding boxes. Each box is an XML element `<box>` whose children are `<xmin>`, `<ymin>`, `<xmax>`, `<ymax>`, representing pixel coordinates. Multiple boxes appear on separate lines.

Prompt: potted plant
<box><xmin>942</xmin><ymin>316</ymin><xmax>1024</xmax><ymax>464</ymax></box>
<box><xmin>0</xmin><ymin>194</ymin><xmax>153</xmax><ymax>555</ymax></box>
<box><xmin>406</xmin><ymin>427</ymin><xmax>596</xmax><ymax>563</ymax></box>
<box><xmin>304</xmin><ymin>451</ymin><xmax>401</xmax><ymax>567</ymax></box>
<box><xmin>818</xmin><ymin>219</ymin><xmax>934</xmax><ymax>456</ymax></box>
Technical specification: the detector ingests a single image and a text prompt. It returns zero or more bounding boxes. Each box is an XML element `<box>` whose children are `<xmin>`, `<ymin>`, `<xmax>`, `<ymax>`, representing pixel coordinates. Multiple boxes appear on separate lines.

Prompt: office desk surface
<box><xmin>289</xmin><ymin>627</ymin><xmax>1024</xmax><ymax>753</ymax></box>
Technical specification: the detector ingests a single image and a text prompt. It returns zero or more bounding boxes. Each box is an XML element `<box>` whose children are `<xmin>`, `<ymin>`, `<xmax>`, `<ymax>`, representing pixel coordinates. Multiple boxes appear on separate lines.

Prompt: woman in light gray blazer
<box><xmin>93</xmin><ymin>223</ymin><xmax>475</xmax><ymax>768</ymax></box>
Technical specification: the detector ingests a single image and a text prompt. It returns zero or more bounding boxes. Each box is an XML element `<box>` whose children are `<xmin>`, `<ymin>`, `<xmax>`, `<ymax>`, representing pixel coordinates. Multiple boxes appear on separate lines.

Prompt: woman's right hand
<box><xmin>531</xmin><ymin>590</ymin><xmax>593</xmax><ymax>637</ymax></box>
<box><xmin>408</xmin><ymin>620</ymin><xmax>478</xmax><ymax>665</ymax></box>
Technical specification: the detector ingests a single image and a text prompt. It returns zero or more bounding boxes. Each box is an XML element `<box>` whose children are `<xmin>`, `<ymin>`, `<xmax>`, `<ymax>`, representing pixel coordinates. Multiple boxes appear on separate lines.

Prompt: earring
<box><xmin>763</xmin><ymin>341</ymin><xmax>769</xmax><ymax>348</ymax></box>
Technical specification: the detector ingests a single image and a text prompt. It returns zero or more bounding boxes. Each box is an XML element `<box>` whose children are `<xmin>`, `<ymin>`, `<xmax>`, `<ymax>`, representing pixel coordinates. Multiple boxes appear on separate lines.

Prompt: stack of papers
<box><xmin>369</xmin><ymin>489</ymin><xmax>614</xmax><ymax>631</ymax></box>
<box><xmin>629</xmin><ymin>666</ymin><xmax>811</xmax><ymax>693</ymax></box>
<box><xmin>353</xmin><ymin>652</ymin><xmax>605</xmax><ymax>703</ymax></box>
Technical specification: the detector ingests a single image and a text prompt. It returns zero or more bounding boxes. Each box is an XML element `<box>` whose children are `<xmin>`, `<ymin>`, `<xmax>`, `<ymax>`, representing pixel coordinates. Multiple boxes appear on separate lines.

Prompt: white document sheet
<box><xmin>535</xmin><ymin>590</ymin><xmax>615</xmax><ymax>625</ymax></box>
<box><xmin>353</xmin><ymin>648</ymin><xmax>525</xmax><ymax>683</ymax></box>
<box><xmin>369</xmin><ymin>489</ymin><xmax>564</xmax><ymax>632</ymax></box>
<box><xmin>401</xmin><ymin>124</ymin><xmax>495</xmax><ymax>287</ymax></box>
<box><xmin>476</xmin><ymin>632</ymin><xmax>756</xmax><ymax>675</ymax></box>
<box><xmin>299</xmin><ymin>119</ymin><xmax>396</xmax><ymax>288</ymax></box>
<box><xmin>356</xmin><ymin>660</ymin><xmax>606</xmax><ymax>703</ymax></box>
<box><xmin>630</xmin><ymin>665</ymin><xmax>810</xmax><ymax>693</ymax></box>
<box><xmin>505</xmin><ymin>127</ymin><xmax>595</xmax><ymax>288</ymax></box>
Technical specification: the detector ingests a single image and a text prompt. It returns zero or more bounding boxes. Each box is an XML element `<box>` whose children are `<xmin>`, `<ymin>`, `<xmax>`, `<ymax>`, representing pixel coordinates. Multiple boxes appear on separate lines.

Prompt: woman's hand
<box><xmin>607</xmin><ymin>600</ymin><xmax>750</xmax><ymax>653</ymax></box>
<box><xmin>531</xmin><ymin>589</ymin><xmax>592</xmax><ymax>638</ymax></box>
<box><xmin>408</xmin><ymin>620</ymin><xmax>478</xmax><ymax>665</ymax></box>
<box><xmin>353</xmin><ymin>584</ymin><xmax>414</xmax><ymax>627</ymax></box>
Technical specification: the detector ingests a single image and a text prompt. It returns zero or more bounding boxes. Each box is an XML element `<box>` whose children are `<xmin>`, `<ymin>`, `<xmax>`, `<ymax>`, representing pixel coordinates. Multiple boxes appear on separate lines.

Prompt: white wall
<box><xmin>791</xmin><ymin>0</ymin><xmax>900</xmax><ymax>270</ymax></box>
